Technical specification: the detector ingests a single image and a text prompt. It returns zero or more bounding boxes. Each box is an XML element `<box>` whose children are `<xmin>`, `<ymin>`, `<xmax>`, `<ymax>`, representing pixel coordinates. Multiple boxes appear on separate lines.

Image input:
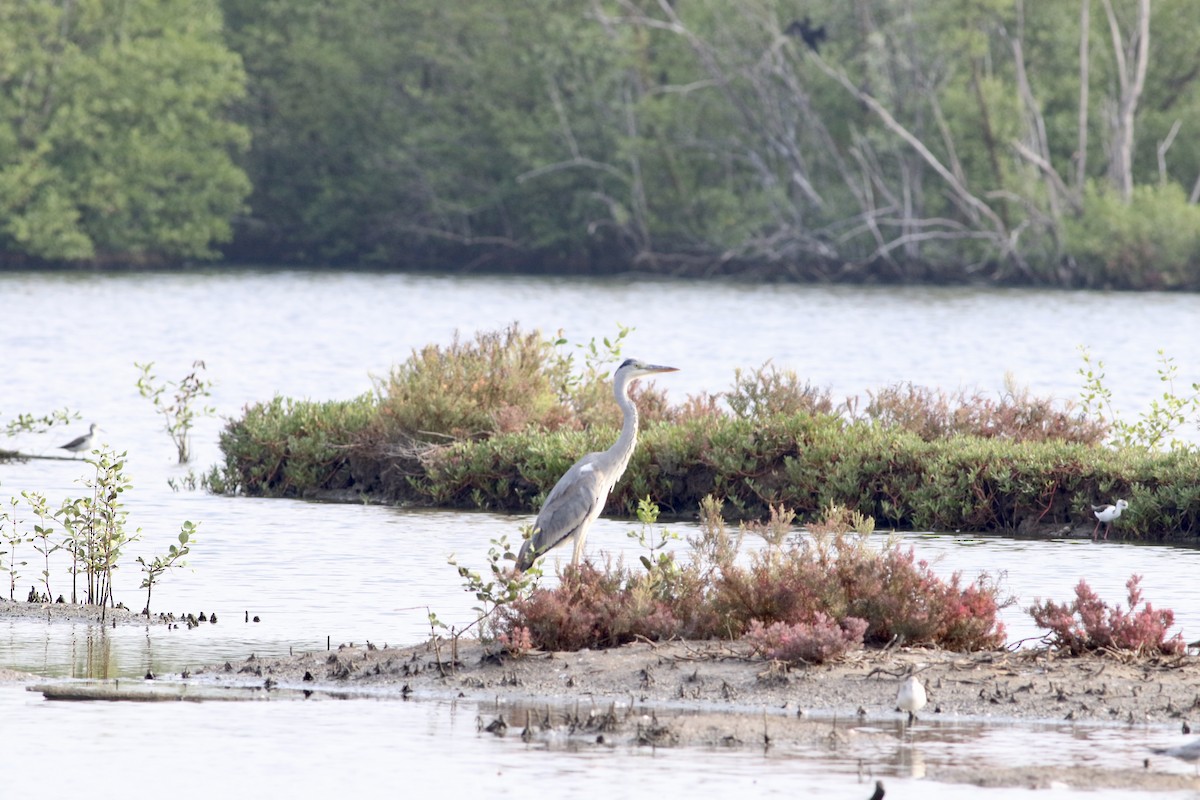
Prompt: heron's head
<box><xmin>617</xmin><ymin>358</ymin><xmax>679</xmax><ymax>379</ymax></box>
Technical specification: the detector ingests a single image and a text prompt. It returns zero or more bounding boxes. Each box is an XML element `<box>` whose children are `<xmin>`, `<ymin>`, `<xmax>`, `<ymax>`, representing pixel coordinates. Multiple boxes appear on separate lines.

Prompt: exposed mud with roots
<box><xmin>216</xmin><ymin>639</ymin><xmax>1200</xmax><ymax>792</ymax></box>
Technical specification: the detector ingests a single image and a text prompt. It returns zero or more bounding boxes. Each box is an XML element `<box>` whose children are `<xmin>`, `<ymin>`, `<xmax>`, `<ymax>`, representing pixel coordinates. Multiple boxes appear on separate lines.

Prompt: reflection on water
<box><xmin>1</xmin><ymin>618</ymin><xmax>164</xmax><ymax>680</ymax></box>
<box><xmin>2</xmin><ymin>684</ymin><xmax>1190</xmax><ymax>800</ymax></box>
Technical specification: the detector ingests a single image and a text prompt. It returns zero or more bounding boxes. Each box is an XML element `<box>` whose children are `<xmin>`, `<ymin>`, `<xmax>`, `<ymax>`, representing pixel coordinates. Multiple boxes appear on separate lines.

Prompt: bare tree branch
<box><xmin>1101</xmin><ymin>0</ymin><xmax>1151</xmax><ymax>199</ymax></box>
<box><xmin>1076</xmin><ymin>0</ymin><xmax>1091</xmax><ymax>195</ymax></box>
<box><xmin>1157</xmin><ymin>119</ymin><xmax>1182</xmax><ymax>184</ymax></box>
<box><xmin>804</xmin><ymin>49</ymin><xmax>1014</xmax><ymax>252</ymax></box>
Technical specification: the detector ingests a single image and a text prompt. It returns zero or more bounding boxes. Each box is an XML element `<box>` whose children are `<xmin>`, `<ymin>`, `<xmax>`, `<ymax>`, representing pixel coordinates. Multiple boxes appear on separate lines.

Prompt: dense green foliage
<box><xmin>213</xmin><ymin>0</ymin><xmax>1200</xmax><ymax>284</ymax></box>
<box><xmin>0</xmin><ymin>0</ymin><xmax>249</xmax><ymax>264</ymax></box>
<box><xmin>7</xmin><ymin>1</ymin><xmax>1200</xmax><ymax>285</ymax></box>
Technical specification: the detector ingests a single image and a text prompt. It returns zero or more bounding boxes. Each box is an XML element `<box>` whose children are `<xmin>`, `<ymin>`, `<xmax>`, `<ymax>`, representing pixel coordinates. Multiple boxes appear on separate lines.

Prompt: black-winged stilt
<box><xmin>1090</xmin><ymin>499</ymin><xmax>1128</xmax><ymax>541</ymax></box>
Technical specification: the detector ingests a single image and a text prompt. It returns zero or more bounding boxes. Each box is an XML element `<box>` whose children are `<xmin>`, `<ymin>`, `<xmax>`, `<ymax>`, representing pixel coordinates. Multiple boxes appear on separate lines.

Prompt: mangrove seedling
<box><xmin>137</xmin><ymin>521</ymin><xmax>196</xmax><ymax>616</ymax></box>
<box><xmin>135</xmin><ymin>360</ymin><xmax>215</xmax><ymax>463</ymax></box>
<box><xmin>1</xmin><ymin>496</ymin><xmax>29</xmax><ymax>600</ymax></box>
<box><xmin>444</xmin><ymin>532</ymin><xmax>539</xmax><ymax>646</ymax></box>
<box><xmin>628</xmin><ymin>496</ymin><xmax>682</xmax><ymax>585</ymax></box>
<box><xmin>23</xmin><ymin>491</ymin><xmax>57</xmax><ymax>603</ymax></box>
<box><xmin>1078</xmin><ymin>346</ymin><xmax>1200</xmax><ymax>450</ymax></box>
<box><xmin>79</xmin><ymin>447</ymin><xmax>141</xmax><ymax>619</ymax></box>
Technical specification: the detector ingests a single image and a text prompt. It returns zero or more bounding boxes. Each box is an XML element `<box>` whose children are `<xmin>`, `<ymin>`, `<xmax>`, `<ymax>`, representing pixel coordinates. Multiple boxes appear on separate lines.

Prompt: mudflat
<box><xmin>6</xmin><ymin>600</ymin><xmax>1200</xmax><ymax>792</ymax></box>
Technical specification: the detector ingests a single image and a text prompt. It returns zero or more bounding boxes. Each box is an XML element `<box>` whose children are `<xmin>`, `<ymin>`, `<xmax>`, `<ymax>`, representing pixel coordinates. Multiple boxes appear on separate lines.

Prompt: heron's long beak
<box><xmin>644</xmin><ymin>364</ymin><xmax>679</xmax><ymax>374</ymax></box>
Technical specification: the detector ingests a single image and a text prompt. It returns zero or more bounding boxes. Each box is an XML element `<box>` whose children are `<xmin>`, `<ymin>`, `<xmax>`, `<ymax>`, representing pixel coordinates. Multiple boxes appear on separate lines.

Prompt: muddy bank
<box><xmin>186</xmin><ymin>638</ymin><xmax>1199</xmax><ymax>726</ymax></box>
<box><xmin>175</xmin><ymin>638</ymin><xmax>1200</xmax><ymax>791</ymax></box>
<box><xmin>5</xmin><ymin>601</ymin><xmax>1200</xmax><ymax>792</ymax></box>
<box><xmin>0</xmin><ymin>598</ymin><xmax>169</xmax><ymax>627</ymax></box>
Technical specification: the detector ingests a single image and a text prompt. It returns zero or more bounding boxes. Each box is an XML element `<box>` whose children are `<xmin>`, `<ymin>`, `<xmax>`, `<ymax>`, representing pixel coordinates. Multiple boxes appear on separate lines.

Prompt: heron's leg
<box><xmin>570</xmin><ymin>530</ymin><xmax>586</xmax><ymax>565</ymax></box>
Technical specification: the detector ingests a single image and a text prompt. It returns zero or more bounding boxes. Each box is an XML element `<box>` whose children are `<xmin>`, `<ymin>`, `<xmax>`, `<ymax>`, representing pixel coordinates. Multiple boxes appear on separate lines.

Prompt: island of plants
<box><xmin>210</xmin><ymin>324</ymin><xmax>1200</xmax><ymax>541</ymax></box>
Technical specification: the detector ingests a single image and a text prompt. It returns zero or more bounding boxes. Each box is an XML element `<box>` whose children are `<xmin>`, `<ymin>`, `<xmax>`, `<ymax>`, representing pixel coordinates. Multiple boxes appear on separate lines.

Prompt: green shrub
<box><xmin>1063</xmin><ymin>182</ymin><xmax>1200</xmax><ymax>289</ymax></box>
<box><xmin>215</xmin><ymin>394</ymin><xmax>376</xmax><ymax>497</ymax></box>
<box><xmin>376</xmin><ymin>324</ymin><xmax>573</xmax><ymax>439</ymax></box>
<box><xmin>724</xmin><ymin>362</ymin><xmax>835</xmax><ymax>420</ymax></box>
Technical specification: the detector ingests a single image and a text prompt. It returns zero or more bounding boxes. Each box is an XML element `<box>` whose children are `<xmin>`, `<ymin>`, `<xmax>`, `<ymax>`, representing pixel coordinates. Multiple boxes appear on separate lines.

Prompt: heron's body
<box><xmin>516</xmin><ymin>359</ymin><xmax>677</xmax><ymax>571</ymax></box>
<box><xmin>1090</xmin><ymin>499</ymin><xmax>1128</xmax><ymax>541</ymax></box>
<box><xmin>897</xmin><ymin>675</ymin><xmax>927</xmax><ymax>723</ymax></box>
<box><xmin>59</xmin><ymin>423</ymin><xmax>99</xmax><ymax>455</ymax></box>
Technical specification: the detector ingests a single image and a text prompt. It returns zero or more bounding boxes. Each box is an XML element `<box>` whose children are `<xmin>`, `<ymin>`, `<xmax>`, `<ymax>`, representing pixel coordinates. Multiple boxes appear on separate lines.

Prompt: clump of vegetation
<box><xmin>376</xmin><ymin>324</ymin><xmax>573</xmax><ymax>439</ymax></box>
<box><xmin>488</xmin><ymin>499</ymin><xmax>1009</xmax><ymax>659</ymax></box>
<box><xmin>723</xmin><ymin>362</ymin><xmax>835</xmax><ymax>420</ymax></box>
<box><xmin>1028</xmin><ymin>575</ymin><xmax>1186</xmax><ymax>656</ymax></box>
<box><xmin>1062</xmin><ymin>183</ymin><xmax>1200</xmax><ymax>290</ymax></box>
<box><xmin>708</xmin><ymin>501</ymin><xmax>1009</xmax><ymax>651</ymax></box>
<box><xmin>860</xmin><ymin>379</ymin><xmax>1107</xmax><ymax>445</ymax></box>
<box><xmin>492</xmin><ymin>500</ymin><xmax>710</xmax><ymax>651</ymax></box>
<box><xmin>744</xmin><ymin>614</ymin><xmax>869</xmax><ymax>665</ymax></box>
<box><xmin>501</xmin><ymin>559</ymin><xmax>691</xmax><ymax>651</ymax></box>
<box><xmin>136</xmin><ymin>360</ymin><xmax>216</xmax><ymax>463</ymax></box>
<box><xmin>211</xmin><ymin>326</ymin><xmax>1200</xmax><ymax>542</ymax></box>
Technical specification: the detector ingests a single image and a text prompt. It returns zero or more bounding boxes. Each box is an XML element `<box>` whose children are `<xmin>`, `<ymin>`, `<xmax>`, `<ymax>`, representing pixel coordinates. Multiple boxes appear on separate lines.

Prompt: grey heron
<box><xmin>1091</xmin><ymin>499</ymin><xmax>1128</xmax><ymax>540</ymax></box>
<box><xmin>515</xmin><ymin>358</ymin><xmax>678</xmax><ymax>571</ymax></box>
<box><xmin>58</xmin><ymin>423</ymin><xmax>100</xmax><ymax>456</ymax></box>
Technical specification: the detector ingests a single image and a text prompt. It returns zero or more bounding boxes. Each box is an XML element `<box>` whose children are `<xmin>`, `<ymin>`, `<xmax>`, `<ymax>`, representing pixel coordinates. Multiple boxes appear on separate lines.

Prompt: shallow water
<box><xmin>3</xmin><ymin>684</ymin><xmax>1197</xmax><ymax>800</ymax></box>
<box><xmin>2</xmin><ymin>270</ymin><xmax>1199</xmax><ymax>797</ymax></box>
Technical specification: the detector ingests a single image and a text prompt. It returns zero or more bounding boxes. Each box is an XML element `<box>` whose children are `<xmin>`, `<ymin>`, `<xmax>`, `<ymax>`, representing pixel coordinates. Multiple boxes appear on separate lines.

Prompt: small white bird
<box><xmin>1091</xmin><ymin>499</ymin><xmax>1128</xmax><ymax>541</ymax></box>
<box><xmin>1151</xmin><ymin>739</ymin><xmax>1200</xmax><ymax>774</ymax></box>
<box><xmin>58</xmin><ymin>423</ymin><xmax>100</xmax><ymax>456</ymax></box>
<box><xmin>897</xmin><ymin>675</ymin><xmax>927</xmax><ymax>723</ymax></box>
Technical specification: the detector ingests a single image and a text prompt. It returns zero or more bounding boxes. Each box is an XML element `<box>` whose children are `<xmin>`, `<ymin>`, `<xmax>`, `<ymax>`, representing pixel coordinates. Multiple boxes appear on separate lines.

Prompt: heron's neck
<box><xmin>606</xmin><ymin>373</ymin><xmax>640</xmax><ymax>478</ymax></box>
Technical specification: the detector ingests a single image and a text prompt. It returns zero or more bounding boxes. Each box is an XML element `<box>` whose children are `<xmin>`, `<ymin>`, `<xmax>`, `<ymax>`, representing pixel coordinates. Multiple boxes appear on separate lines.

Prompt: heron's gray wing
<box><xmin>516</xmin><ymin>458</ymin><xmax>604</xmax><ymax>569</ymax></box>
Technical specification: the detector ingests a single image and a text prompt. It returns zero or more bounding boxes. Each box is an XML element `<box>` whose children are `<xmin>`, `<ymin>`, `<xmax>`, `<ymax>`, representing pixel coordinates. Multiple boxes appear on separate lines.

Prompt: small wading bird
<box><xmin>1091</xmin><ymin>499</ymin><xmax>1128</xmax><ymax>541</ymax></box>
<box><xmin>1151</xmin><ymin>739</ymin><xmax>1200</xmax><ymax>774</ymax></box>
<box><xmin>896</xmin><ymin>675</ymin><xmax>927</xmax><ymax>723</ymax></box>
<box><xmin>58</xmin><ymin>423</ymin><xmax>100</xmax><ymax>456</ymax></box>
<box><xmin>516</xmin><ymin>358</ymin><xmax>678</xmax><ymax>571</ymax></box>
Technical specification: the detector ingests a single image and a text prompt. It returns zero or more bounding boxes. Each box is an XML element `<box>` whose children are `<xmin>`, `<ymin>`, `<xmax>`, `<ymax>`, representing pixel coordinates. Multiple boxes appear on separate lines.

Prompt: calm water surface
<box><xmin>2</xmin><ymin>270</ymin><xmax>1199</xmax><ymax>797</ymax></box>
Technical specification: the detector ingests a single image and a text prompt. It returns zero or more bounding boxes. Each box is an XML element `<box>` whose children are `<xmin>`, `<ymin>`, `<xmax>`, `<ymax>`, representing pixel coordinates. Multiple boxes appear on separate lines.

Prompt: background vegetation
<box><xmin>4</xmin><ymin>1</ymin><xmax>1200</xmax><ymax>286</ymax></box>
